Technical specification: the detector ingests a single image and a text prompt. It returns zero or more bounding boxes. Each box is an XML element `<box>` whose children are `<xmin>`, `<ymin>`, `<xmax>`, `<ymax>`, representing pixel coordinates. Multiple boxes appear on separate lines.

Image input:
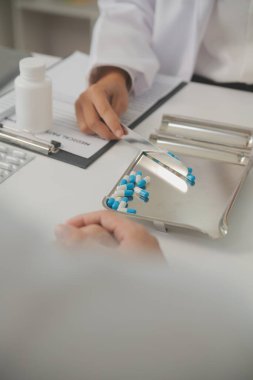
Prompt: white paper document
<box><xmin>47</xmin><ymin>51</ymin><xmax>89</xmax><ymax>103</ymax></box>
<box><xmin>0</xmin><ymin>51</ymin><xmax>183</xmax><ymax>159</ymax></box>
<box><xmin>121</xmin><ymin>74</ymin><xmax>182</xmax><ymax>126</ymax></box>
<box><xmin>37</xmin><ymin>99</ymin><xmax>108</xmax><ymax>158</ymax></box>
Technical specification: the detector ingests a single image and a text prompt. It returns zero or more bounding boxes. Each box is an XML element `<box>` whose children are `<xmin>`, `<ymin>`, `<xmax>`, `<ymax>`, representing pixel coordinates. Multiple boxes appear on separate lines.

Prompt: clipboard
<box><xmin>0</xmin><ymin>82</ymin><xmax>186</xmax><ymax>168</ymax></box>
<box><xmin>0</xmin><ymin>49</ymin><xmax>186</xmax><ymax>168</ymax></box>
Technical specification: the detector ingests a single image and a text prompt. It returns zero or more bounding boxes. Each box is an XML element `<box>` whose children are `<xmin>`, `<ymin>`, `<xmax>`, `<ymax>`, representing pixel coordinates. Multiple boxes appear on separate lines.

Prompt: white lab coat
<box><xmin>89</xmin><ymin>0</ymin><xmax>253</xmax><ymax>94</ymax></box>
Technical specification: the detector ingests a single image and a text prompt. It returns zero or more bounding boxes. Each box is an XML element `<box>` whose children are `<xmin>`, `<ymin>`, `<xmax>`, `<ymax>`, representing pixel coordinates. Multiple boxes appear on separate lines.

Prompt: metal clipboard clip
<box><xmin>0</xmin><ymin>123</ymin><xmax>61</xmax><ymax>155</ymax></box>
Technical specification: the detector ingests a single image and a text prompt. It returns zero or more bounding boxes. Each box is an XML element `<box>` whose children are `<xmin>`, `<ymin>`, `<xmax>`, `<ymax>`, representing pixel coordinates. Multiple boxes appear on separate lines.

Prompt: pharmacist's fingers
<box><xmin>91</xmin><ymin>91</ymin><xmax>124</xmax><ymax>139</ymax></box>
<box><xmin>75</xmin><ymin>99</ymin><xmax>95</xmax><ymax>135</ymax></box>
<box><xmin>82</xmin><ymin>99</ymin><xmax>118</xmax><ymax>140</ymax></box>
<box><xmin>111</xmin><ymin>91</ymin><xmax>129</xmax><ymax>117</ymax></box>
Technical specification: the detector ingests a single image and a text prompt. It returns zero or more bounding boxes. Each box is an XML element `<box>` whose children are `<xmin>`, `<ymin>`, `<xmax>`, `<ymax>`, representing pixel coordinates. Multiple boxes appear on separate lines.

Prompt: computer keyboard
<box><xmin>0</xmin><ymin>142</ymin><xmax>34</xmax><ymax>183</ymax></box>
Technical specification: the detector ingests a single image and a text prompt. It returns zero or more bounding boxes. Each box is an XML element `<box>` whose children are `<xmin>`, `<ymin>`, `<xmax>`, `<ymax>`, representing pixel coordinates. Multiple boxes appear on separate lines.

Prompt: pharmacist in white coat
<box><xmin>75</xmin><ymin>0</ymin><xmax>253</xmax><ymax>139</ymax></box>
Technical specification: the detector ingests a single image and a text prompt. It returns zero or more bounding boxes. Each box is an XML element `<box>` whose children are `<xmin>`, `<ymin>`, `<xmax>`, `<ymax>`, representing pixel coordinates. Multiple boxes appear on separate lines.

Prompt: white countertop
<box><xmin>1</xmin><ymin>77</ymin><xmax>253</xmax><ymax>261</ymax></box>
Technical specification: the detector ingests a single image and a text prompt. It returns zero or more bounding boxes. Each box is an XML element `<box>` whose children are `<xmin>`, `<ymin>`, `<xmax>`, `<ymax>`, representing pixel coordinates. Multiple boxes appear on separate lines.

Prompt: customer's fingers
<box><xmin>81</xmin><ymin>224</ymin><xmax>118</xmax><ymax>247</ymax></box>
<box><xmin>55</xmin><ymin>223</ymin><xmax>117</xmax><ymax>248</ymax></box>
<box><xmin>66</xmin><ymin>210</ymin><xmax>162</xmax><ymax>254</ymax></box>
<box><xmin>55</xmin><ymin>224</ymin><xmax>87</xmax><ymax>247</ymax></box>
<box><xmin>66</xmin><ymin>210</ymin><xmax>129</xmax><ymax>234</ymax></box>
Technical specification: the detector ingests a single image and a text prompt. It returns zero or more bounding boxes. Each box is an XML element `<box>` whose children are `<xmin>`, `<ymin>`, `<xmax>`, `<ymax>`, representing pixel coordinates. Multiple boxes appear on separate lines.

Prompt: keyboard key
<box><xmin>5</xmin><ymin>155</ymin><xmax>21</xmax><ymax>165</ymax></box>
<box><xmin>0</xmin><ymin>169</ymin><xmax>8</xmax><ymax>177</ymax></box>
<box><xmin>0</xmin><ymin>144</ymin><xmax>8</xmax><ymax>153</ymax></box>
<box><xmin>0</xmin><ymin>162</ymin><xmax>13</xmax><ymax>171</ymax></box>
<box><xmin>0</xmin><ymin>143</ymin><xmax>34</xmax><ymax>183</ymax></box>
<box><xmin>12</xmin><ymin>150</ymin><xmax>27</xmax><ymax>159</ymax></box>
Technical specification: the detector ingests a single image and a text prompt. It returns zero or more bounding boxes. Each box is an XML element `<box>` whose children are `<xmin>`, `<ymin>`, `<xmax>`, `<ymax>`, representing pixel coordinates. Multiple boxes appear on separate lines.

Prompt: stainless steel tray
<box><xmin>103</xmin><ymin>115</ymin><xmax>253</xmax><ymax>239</ymax></box>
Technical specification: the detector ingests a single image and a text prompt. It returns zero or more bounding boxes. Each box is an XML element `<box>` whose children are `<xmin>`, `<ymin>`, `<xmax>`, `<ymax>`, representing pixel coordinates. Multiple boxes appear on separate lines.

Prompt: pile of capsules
<box><xmin>106</xmin><ymin>170</ymin><xmax>150</xmax><ymax>214</ymax></box>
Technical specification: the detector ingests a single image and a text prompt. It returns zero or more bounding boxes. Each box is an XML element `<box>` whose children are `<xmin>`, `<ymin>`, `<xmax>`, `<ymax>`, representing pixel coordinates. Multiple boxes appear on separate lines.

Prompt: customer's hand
<box><xmin>75</xmin><ymin>67</ymin><xmax>130</xmax><ymax>140</ymax></box>
<box><xmin>55</xmin><ymin>210</ymin><xmax>162</xmax><ymax>256</ymax></box>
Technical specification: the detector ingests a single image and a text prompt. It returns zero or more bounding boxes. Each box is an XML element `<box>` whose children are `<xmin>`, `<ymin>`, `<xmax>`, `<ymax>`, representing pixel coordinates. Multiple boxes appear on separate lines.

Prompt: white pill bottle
<box><xmin>15</xmin><ymin>57</ymin><xmax>52</xmax><ymax>133</ymax></box>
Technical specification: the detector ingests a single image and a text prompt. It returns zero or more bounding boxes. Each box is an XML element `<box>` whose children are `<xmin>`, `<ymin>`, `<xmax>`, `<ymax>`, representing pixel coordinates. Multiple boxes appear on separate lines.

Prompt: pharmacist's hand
<box><xmin>55</xmin><ymin>210</ymin><xmax>162</xmax><ymax>256</ymax></box>
<box><xmin>75</xmin><ymin>67</ymin><xmax>130</xmax><ymax>140</ymax></box>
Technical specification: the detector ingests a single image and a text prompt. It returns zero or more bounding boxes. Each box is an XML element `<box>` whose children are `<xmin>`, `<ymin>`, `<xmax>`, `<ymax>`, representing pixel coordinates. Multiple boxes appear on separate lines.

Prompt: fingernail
<box><xmin>55</xmin><ymin>224</ymin><xmax>72</xmax><ymax>240</ymax></box>
<box><xmin>115</xmin><ymin>129</ymin><xmax>123</xmax><ymax>138</ymax></box>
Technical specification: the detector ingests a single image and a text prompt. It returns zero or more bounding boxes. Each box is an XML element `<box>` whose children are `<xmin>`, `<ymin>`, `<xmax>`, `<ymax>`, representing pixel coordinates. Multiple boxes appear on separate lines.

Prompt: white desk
<box><xmin>1</xmin><ymin>80</ymin><xmax>253</xmax><ymax>261</ymax></box>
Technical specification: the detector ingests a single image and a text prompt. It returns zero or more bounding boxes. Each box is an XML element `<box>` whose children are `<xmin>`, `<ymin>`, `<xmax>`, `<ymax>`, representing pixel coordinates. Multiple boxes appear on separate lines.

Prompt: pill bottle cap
<box><xmin>19</xmin><ymin>57</ymin><xmax>46</xmax><ymax>82</ymax></box>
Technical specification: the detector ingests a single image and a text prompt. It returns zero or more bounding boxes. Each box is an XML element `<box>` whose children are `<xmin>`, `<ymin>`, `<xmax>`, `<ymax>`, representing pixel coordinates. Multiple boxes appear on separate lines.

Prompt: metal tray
<box><xmin>103</xmin><ymin>115</ymin><xmax>253</xmax><ymax>239</ymax></box>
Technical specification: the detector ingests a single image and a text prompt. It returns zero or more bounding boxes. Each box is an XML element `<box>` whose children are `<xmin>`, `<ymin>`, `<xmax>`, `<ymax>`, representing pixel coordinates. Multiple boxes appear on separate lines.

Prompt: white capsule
<box><xmin>114</xmin><ymin>189</ymin><xmax>134</xmax><ymax>197</ymax></box>
<box><xmin>134</xmin><ymin>186</ymin><xmax>149</xmax><ymax>198</ymax></box>
<box><xmin>136</xmin><ymin>174</ymin><xmax>142</xmax><ymax>183</ymax></box>
<box><xmin>114</xmin><ymin>190</ymin><xmax>125</xmax><ymax>197</ymax></box>
<box><xmin>118</xmin><ymin>207</ymin><xmax>137</xmax><ymax>214</ymax></box>
<box><xmin>130</xmin><ymin>170</ymin><xmax>136</xmax><ymax>176</ymax></box>
<box><xmin>118</xmin><ymin>200</ymin><xmax>128</xmax><ymax>209</ymax></box>
<box><xmin>134</xmin><ymin>187</ymin><xmax>142</xmax><ymax>195</ymax></box>
<box><xmin>111</xmin><ymin>194</ymin><xmax>122</xmax><ymax>201</ymax></box>
<box><xmin>117</xmin><ymin>184</ymin><xmax>127</xmax><ymax>190</ymax></box>
<box><xmin>143</xmin><ymin>176</ymin><xmax>150</xmax><ymax>184</ymax></box>
<box><xmin>118</xmin><ymin>207</ymin><xmax>128</xmax><ymax>213</ymax></box>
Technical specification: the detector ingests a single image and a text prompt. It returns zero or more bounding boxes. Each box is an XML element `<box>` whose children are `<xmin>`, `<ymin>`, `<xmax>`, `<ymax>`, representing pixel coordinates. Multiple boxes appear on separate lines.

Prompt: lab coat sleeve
<box><xmin>88</xmin><ymin>0</ymin><xmax>160</xmax><ymax>95</ymax></box>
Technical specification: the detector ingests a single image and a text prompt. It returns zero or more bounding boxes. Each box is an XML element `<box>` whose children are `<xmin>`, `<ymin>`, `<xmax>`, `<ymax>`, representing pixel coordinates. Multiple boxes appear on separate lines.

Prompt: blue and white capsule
<box><xmin>118</xmin><ymin>207</ymin><xmax>137</xmax><ymax>214</ymax></box>
<box><xmin>137</xmin><ymin>176</ymin><xmax>150</xmax><ymax>189</ymax></box>
<box><xmin>129</xmin><ymin>170</ymin><xmax>136</xmax><ymax>184</ymax></box>
<box><xmin>118</xmin><ymin>197</ymin><xmax>129</xmax><ymax>209</ymax></box>
<box><xmin>106</xmin><ymin>197</ymin><xmax>115</xmax><ymax>208</ymax></box>
<box><xmin>168</xmin><ymin>151</ymin><xmax>180</xmax><ymax>160</ymax></box>
<box><xmin>111</xmin><ymin>195</ymin><xmax>123</xmax><ymax>201</ymax></box>
<box><xmin>134</xmin><ymin>186</ymin><xmax>149</xmax><ymax>199</ymax></box>
<box><xmin>116</xmin><ymin>182</ymin><xmax>134</xmax><ymax>191</ymax></box>
<box><xmin>106</xmin><ymin>196</ymin><xmax>122</xmax><ymax>210</ymax></box>
<box><xmin>135</xmin><ymin>170</ymin><xmax>142</xmax><ymax>183</ymax></box>
<box><xmin>186</xmin><ymin>174</ymin><xmax>196</xmax><ymax>186</ymax></box>
<box><xmin>112</xmin><ymin>200</ymin><xmax>121</xmax><ymax>210</ymax></box>
<box><xmin>114</xmin><ymin>189</ymin><xmax>134</xmax><ymax>197</ymax></box>
<box><xmin>119</xmin><ymin>175</ymin><xmax>129</xmax><ymax>185</ymax></box>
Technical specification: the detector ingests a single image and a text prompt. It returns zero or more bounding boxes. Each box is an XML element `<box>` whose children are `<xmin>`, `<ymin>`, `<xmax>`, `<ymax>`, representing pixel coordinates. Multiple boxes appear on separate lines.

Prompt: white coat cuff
<box><xmin>87</xmin><ymin>63</ymin><xmax>152</xmax><ymax>96</ymax></box>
